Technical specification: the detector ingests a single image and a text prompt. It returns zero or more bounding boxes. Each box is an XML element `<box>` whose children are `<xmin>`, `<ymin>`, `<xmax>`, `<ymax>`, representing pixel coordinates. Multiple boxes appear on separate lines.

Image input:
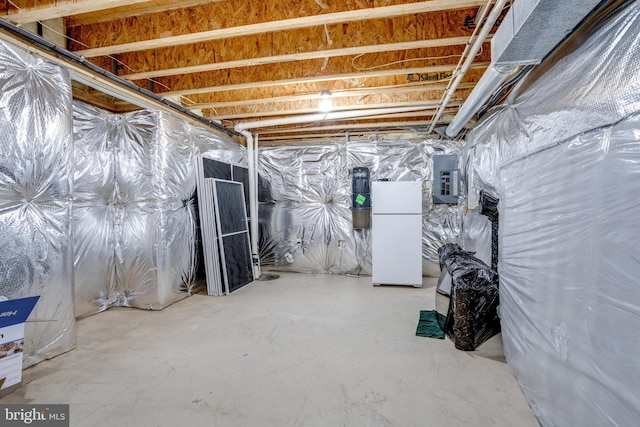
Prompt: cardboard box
<box><xmin>0</xmin><ymin>296</ymin><xmax>40</xmax><ymax>396</ymax></box>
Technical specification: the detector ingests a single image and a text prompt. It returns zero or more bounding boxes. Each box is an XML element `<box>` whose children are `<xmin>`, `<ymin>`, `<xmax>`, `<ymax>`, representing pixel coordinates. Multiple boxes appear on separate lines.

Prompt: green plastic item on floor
<box><xmin>416</xmin><ymin>310</ymin><xmax>446</xmax><ymax>339</ymax></box>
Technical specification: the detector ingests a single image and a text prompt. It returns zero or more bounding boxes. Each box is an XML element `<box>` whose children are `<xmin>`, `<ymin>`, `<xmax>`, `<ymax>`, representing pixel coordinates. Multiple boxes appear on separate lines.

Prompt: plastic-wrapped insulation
<box><xmin>258</xmin><ymin>139</ymin><xmax>464</xmax><ymax>275</ymax></box>
<box><xmin>0</xmin><ymin>40</ymin><xmax>76</xmax><ymax>368</ymax></box>
<box><xmin>72</xmin><ymin>102</ymin><xmax>247</xmax><ymax>317</ymax></box>
<box><xmin>464</xmin><ymin>2</ymin><xmax>640</xmax><ymax>425</ymax></box>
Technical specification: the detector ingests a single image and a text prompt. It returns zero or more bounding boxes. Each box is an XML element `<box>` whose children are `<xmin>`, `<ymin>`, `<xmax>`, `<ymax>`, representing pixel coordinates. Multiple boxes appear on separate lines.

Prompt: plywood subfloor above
<box><xmin>0</xmin><ymin>0</ymin><xmax>515</xmax><ymax>143</ymax></box>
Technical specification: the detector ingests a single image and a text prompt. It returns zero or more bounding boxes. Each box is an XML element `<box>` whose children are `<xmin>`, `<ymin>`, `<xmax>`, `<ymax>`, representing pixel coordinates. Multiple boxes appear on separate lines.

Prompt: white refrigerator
<box><xmin>372</xmin><ymin>181</ymin><xmax>423</xmax><ymax>287</ymax></box>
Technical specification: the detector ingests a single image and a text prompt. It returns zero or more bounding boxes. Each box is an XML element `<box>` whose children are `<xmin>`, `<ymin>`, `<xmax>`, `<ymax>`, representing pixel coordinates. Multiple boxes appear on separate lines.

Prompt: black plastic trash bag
<box><xmin>438</xmin><ymin>243</ymin><xmax>500</xmax><ymax>351</ymax></box>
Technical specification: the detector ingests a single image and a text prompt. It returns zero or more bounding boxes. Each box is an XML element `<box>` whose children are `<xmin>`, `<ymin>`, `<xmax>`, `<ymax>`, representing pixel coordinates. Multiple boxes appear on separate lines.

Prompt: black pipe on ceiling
<box><xmin>0</xmin><ymin>19</ymin><xmax>240</xmax><ymax>139</ymax></box>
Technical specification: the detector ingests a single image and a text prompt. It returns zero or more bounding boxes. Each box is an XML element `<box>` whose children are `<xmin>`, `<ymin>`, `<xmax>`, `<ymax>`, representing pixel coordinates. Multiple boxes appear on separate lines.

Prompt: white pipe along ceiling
<box><xmin>444</xmin><ymin>0</ymin><xmax>605</xmax><ymax>137</ymax></box>
<box><xmin>234</xmin><ymin>103</ymin><xmax>441</xmax><ymax>278</ymax></box>
<box><xmin>428</xmin><ymin>0</ymin><xmax>507</xmax><ymax>134</ymax></box>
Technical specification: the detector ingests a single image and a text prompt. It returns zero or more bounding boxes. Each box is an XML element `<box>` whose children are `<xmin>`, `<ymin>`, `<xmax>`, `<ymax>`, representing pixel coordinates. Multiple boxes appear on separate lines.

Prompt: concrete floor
<box><xmin>3</xmin><ymin>273</ymin><xmax>538</xmax><ymax>427</ymax></box>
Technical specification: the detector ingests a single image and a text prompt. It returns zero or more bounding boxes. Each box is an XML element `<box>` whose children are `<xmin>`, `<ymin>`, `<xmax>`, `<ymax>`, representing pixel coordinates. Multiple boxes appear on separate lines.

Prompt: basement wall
<box><xmin>464</xmin><ymin>2</ymin><xmax>640</xmax><ymax>426</ymax></box>
<box><xmin>72</xmin><ymin>102</ymin><xmax>246</xmax><ymax>318</ymax></box>
<box><xmin>258</xmin><ymin>139</ymin><xmax>463</xmax><ymax>276</ymax></box>
<box><xmin>0</xmin><ymin>33</ymin><xmax>247</xmax><ymax>369</ymax></box>
<box><xmin>0</xmin><ymin>40</ymin><xmax>76</xmax><ymax>368</ymax></box>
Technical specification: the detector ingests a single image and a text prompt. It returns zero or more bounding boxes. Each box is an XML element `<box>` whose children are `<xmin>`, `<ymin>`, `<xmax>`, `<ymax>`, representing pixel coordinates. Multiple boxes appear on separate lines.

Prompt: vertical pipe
<box><xmin>240</xmin><ymin>129</ymin><xmax>260</xmax><ymax>279</ymax></box>
<box><xmin>253</xmin><ymin>133</ymin><xmax>261</xmax><ymax>278</ymax></box>
<box><xmin>235</xmin><ymin>107</ymin><xmax>428</xmax><ymax>279</ymax></box>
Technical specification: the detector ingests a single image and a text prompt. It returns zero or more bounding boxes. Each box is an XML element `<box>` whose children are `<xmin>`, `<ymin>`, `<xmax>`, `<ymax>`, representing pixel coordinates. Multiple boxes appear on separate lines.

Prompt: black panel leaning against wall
<box><xmin>72</xmin><ymin>101</ymin><xmax>249</xmax><ymax>317</ymax></box>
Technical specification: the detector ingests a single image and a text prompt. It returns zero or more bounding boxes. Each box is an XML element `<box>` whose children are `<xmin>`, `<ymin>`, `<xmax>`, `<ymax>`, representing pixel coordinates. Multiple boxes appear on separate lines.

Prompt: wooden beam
<box><xmin>259</xmin><ymin>129</ymin><xmax>433</xmax><ymax>140</ymax></box>
<box><xmin>187</xmin><ymin>82</ymin><xmax>476</xmax><ymax>110</ymax></box>
<box><xmin>67</xmin><ymin>0</ymin><xmax>223</xmax><ymax>27</ymax></box>
<box><xmin>337</xmin><ymin>107</ymin><xmax>461</xmax><ymax>122</ymax></box>
<box><xmin>209</xmin><ymin>99</ymin><xmax>463</xmax><ymax>121</ymax></box>
<box><xmin>255</xmin><ymin>118</ymin><xmax>458</xmax><ymax>136</ymax></box>
<box><xmin>216</xmin><ymin>109</ymin><xmax>459</xmax><ymax>131</ymax></box>
<box><xmin>122</xmin><ymin>36</ymin><xmax>475</xmax><ymax>80</ymax></box>
<box><xmin>1</xmin><ymin>0</ymin><xmax>153</xmax><ymax>24</ymax></box>
<box><xmin>249</xmin><ymin>112</ymin><xmax>457</xmax><ymax>135</ymax></box>
<box><xmin>182</xmin><ymin>68</ymin><xmax>487</xmax><ymax>104</ymax></box>
<box><xmin>162</xmin><ymin>62</ymin><xmax>490</xmax><ymax>97</ymax></box>
<box><xmin>74</xmin><ymin>0</ymin><xmax>487</xmax><ymax>57</ymax></box>
<box><xmin>0</xmin><ymin>27</ymin><xmax>237</xmax><ymax>141</ymax></box>
<box><xmin>208</xmin><ymin>92</ymin><xmax>458</xmax><ymax>119</ymax></box>
<box><xmin>257</xmin><ymin>126</ymin><xmax>460</xmax><ymax>146</ymax></box>
<box><xmin>72</xmin><ymin>87</ymin><xmax>118</xmax><ymax>112</ymax></box>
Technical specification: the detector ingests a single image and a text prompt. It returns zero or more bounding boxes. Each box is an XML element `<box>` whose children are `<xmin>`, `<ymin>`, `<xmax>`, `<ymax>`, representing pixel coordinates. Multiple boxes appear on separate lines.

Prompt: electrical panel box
<box><xmin>433</xmin><ymin>155</ymin><xmax>460</xmax><ymax>204</ymax></box>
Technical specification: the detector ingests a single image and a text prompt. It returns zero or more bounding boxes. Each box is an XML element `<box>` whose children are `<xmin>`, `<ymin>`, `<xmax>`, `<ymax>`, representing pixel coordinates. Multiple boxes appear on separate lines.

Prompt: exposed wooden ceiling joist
<box><xmin>253</xmin><ymin>116</ymin><xmax>460</xmax><ymax>136</ymax></box>
<box><xmin>161</xmin><ymin>63</ymin><xmax>490</xmax><ymax>97</ymax></box>
<box><xmin>122</xmin><ymin>36</ymin><xmax>477</xmax><ymax>81</ymax></box>
<box><xmin>207</xmin><ymin>98</ymin><xmax>464</xmax><ymax>121</ymax></box>
<box><xmin>328</xmin><ymin>108</ymin><xmax>461</xmax><ymax>122</ymax></box>
<box><xmin>180</xmin><ymin>68</ymin><xmax>487</xmax><ymax>105</ymax></box>
<box><xmin>71</xmin><ymin>86</ymin><xmax>118</xmax><ymax>112</ymax></box>
<box><xmin>0</xmin><ymin>0</ymin><xmax>226</xmax><ymax>25</ymax></box>
<box><xmin>203</xmin><ymin>85</ymin><xmax>471</xmax><ymax>120</ymax></box>
<box><xmin>67</xmin><ymin>0</ymin><xmax>224</xmax><ymax>27</ymax></box>
<box><xmin>187</xmin><ymin>82</ymin><xmax>477</xmax><ymax>111</ymax></box>
<box><xmin>1</xmin><ymin>0</ymin><xmax>151</xmax><ymax>24</ymax></box>
<box><xmin>1</xmin><ymin>0</ymin><xmax>513</xmax><ymax>144</ymax></box>
<box><xmin>73</xmin><ymin>0</ymin><xmax>488</xmax><ymax>58</ymax></box>
<box><xmin>219</xmin><ymin>107</ymin><xmax>462</xmax><ymax>132</ymax></box>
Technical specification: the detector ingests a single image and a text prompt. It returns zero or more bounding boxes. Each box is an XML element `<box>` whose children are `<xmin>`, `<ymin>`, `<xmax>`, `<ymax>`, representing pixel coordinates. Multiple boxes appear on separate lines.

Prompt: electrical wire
<box><xmin>0</xmin><ymin>19</ymin><xmax>237</xmax><ymax>136</ymax></box>
<box><xmin>476</xmin><ymin>65</ymin><xmax>533</xmax><ymax>118</ymax></box>
<box><xmin>6</xmin><ymin>0</ymin><xmax>20</xmax><ymax>10</ymax></box>
<box><xmin>36</xmin><ymin>21</ymin><xmax>90</xmax><ymax>48</ymax></box>
<box><xmin>15</xmin><ymin>17</ymin><xmax>199</xmax><ymax>110</ymax></box>
<box><xmin>350</xmin><ymin>46</ymin><xmax>484</xmax><ymax>72</ymax></box>
<box><xmin>427</xmin><ymin>0</ymin><xmax>498</xmax><ymax>132</ymax></box>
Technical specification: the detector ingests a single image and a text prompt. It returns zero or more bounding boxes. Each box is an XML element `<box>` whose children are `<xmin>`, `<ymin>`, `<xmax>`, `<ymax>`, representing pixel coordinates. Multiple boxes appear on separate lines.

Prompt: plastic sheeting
<box><xmin>461</xmin><ymin>210</ymin><xmax>492</xmax><ymax>267</ymax></box>
<box><xmin>464</xmin><ymin>3</ymin><xmax>640</xmax><ymax>426</ymax></box>
<box><xmin>194</xmin><ymin>126</ymin><xmax>247</xmax><ymax>167</ymax></box>
<box><xmin>499</xmin><ymin>114</ymin><xmax>640</xmax><ymax>427</ymax></box>
<box><xmin>0</xmin><ymin>40</ymin><xmax>76</xmax><ymax>368</ymax></box>
<box><xmin>467</xmin><ymin>2</ymin><xmax>640</xmax><ymax>197</ymax></box>
<box><xmin>73</xmin><ymin>102</ymin><xmax>246</xmax><ymax>317</ymax></box>
<box><xmin>258</xmin><ymin>139</ymin><xmax>463</xmax><ymax>275</ymax></box>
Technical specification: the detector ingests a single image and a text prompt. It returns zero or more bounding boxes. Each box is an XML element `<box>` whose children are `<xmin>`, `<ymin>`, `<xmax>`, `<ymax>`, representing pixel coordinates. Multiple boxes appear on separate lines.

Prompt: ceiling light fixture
<box><xmin>319</xmin><ymin>89</ymin><xmax>333</xmax><ymax>112</ymax></box>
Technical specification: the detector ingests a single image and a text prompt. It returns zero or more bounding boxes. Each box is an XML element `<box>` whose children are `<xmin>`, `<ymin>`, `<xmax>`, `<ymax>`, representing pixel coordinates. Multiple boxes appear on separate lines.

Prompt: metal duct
<box><xmin>492</xmin><ymin>0</ymin><xmax>604</xmax><ymax>65</ymax></box>
<box><xmin>446</xmin><ymin>0</ymin><xmax>603</xmax><ymax>137</ymax></box>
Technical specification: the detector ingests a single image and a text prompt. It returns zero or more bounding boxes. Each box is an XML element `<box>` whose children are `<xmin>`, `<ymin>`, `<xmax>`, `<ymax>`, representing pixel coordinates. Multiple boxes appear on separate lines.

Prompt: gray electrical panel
<box><xmin>433</xmin><ymin>155</ymin><xmax>460</xmax><ymax>204</ymax></box>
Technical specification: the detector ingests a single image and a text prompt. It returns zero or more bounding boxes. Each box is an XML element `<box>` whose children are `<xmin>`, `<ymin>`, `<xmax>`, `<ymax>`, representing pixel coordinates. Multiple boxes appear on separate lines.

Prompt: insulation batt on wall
<box><xmin>0</xmin><ymin>37</ymin><xmax>247</xmax><ymax>363</ymax></box>
<box><xmin>72</xmin><ymin>102</ymin><xmax>247</xmax><ymax>317</ymax></box>
<box><xmin>258</xmin><ymin>139</ymin><xmax>464</xmax><ymax>276</ymax></box>
<box><xmin>464</xmin><ymin>2</ymin><xmax>640</xmax><ymax>426</ymax></box>
<box><xmin>0</xmin><ymin>40</ymin><xmax>76</xmax><ymax>368</ymax></box>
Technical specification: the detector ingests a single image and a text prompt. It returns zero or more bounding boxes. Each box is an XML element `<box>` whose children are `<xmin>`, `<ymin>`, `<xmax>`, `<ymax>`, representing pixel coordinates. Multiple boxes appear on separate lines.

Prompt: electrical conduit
<box><xmin>427</xmin><ymin>0</ymin><xmax>508</xmax><ymax>134</ymax></box>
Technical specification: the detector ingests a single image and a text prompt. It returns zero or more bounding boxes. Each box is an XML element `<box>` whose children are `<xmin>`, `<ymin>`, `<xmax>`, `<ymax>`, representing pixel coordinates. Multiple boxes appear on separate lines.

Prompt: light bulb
<box><xmin>319</xmin><ymin>90</ymin><xmax>332</xmax><ymax>112</ymax></box>
<box><xmin>319</xmin><ymin>98</ymin><xmax>333</xmax><ymax>112</ymax></box>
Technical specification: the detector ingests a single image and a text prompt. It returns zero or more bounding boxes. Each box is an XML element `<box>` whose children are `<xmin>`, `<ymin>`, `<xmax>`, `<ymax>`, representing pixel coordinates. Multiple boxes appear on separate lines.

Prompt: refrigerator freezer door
<box><xmin>372</xmin><ymin>214</ymin><xmax>423</xmax><ymax>286</ymax></box>
<box><xmin>371</xmin><ymin>181</ymin><xmax>423</xmax><ymax>214</ymax></box>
